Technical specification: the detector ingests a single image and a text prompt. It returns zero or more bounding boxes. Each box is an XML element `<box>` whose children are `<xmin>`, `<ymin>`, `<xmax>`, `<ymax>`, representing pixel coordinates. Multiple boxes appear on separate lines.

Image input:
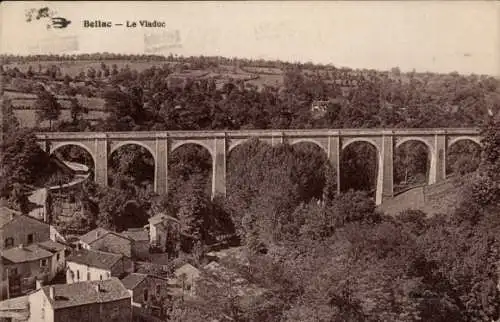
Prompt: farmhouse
<box><xmin>66</xmin><ymin>249</ymin><xmax>133</xmax><ymax>284</ymax></box>
<box><xmin>0</xmin><ymin>278</ymin><xmax>132</xmax><ymax>322</ymax></box>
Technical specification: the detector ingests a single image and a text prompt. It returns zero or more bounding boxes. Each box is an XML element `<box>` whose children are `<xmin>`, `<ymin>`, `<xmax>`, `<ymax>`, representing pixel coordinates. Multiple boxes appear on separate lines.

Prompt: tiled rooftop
<box><xmin>78</xmin><ymin>227</ymin><xmax>112</xmax><ymax>245</ymax></box>
<box><xmin>42</xmin><ymin>278</ymin><xmax>130</xmax><ymax>309</ymax></box>
<box><xmin>0</xmin><ymin>207</ymin><xmax>22</xmax><ymax>228</ymax></box>
<box><xmin>38</xmin><ymin>240</ymin><xmax>66</xmax><ymax>253</ymax></box>
<box><xmin>120</xmin><ymin>273</ymin><xmax>148</xmax><ymax>290</ymax></box>
<box><xmin>79</xmin><ymin>227</ymin><xmax>132</xmax><ymax>245</ymax></box>
<box><xmin>120</xmin><ymin>228</ymin><xmax>149</xmax><ymax>241</ymax></box>
<box><xmin>121</xmin><ymin>273</ymin><xmax>171</xmax><ymax>290</ymax></box>
<box><xmin>2</xmin><ymin>244</ymin><xmax>53</xmax><ymax>264</ymax></box>
<box><xmin>67</xmin><ymin>248</ymin><xmax>123</xmax><ymax>270</ymax></box>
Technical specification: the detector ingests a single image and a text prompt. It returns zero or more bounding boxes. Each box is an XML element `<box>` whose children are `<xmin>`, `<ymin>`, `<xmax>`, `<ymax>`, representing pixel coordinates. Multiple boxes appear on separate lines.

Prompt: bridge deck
<box><xmin>36</xmin><ymin>128</ymin><xmax>480</xmax><ymax>140</ymax></box>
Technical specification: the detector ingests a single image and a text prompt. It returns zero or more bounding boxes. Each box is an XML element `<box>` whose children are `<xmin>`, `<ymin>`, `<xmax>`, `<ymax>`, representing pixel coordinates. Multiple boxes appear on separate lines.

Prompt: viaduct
<box><xmin>35</xmin><ymin>128</ymin><xmax>481</xmax><ymax>205</ymax></box>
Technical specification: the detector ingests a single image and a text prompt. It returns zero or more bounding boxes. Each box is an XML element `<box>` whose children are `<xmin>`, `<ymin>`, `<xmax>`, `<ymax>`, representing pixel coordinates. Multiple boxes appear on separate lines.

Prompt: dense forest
<box><xmin>1</xmin><ymin>54</ymin><xmax>500</xmax><ymax>321</ymax></box>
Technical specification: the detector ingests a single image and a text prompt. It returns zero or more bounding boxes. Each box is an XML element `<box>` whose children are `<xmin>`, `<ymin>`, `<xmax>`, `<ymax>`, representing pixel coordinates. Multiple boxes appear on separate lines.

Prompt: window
<box><xmin>56</xmin><ymin>253</ymin><xmax>60</xmax><ymax>261</ymax></box>
<box><xmin>40</xmin><ymin>259</ymin><xmax>48</xmax><ymax>268</ymax></box>
<box><xmin>4</xmin><ymin>237</ymin><xmax>14</xmax><ymax>248</ymax></box>
<box><xmin>106</xmin><ymin>272</ymin><xmax>110</xmax><ymax>278</ymax></box>
<box><xmin>100</xmin><ymin>275</ymin><xmax>102</xmax><ymax>280</ymax></box>
<box><xmin>87</xmin><ymin>272</ymin><xmax>91</xmax><ymax>280</ymax></box>
<box><xmin>7</xmin><ymin>267</ymin><xmax>18</xmax><ymax>276</ymax></box>
<box><xmin>27</xmin><ymin>234</ymin><xmax>33</xmax><ymax>245</ymax></box>
<box><xmin>76</xmin><ymin>270</ymin><xmax>80</xmax><ymax>280</ymax></box>
<box><xmin>143</xmin><ymin>289</ymin><xmax>148</xmax><ymax>302</ymax></box>
<box><xmin>156</xmin><ymin>284</ymin><xmax>161</xmax><ymax>296</ymax></box>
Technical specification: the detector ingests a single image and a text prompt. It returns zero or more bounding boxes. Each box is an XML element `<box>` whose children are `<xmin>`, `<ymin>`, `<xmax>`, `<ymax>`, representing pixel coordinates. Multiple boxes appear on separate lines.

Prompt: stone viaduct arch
<box><xmin>36</xmin><ymin>128</ymin><xmax>481</xmax><ymax>205</ymax></box>
<box><xmin>49</xmin><ymin>142</ymin><xmax>97</xmax><ymax>166</ymax></box>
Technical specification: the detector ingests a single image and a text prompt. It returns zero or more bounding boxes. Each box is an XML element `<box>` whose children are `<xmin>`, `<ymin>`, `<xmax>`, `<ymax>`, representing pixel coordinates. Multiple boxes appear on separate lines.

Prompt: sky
<box><xmin>1</xmin><ymin>1</ymin><xmax>499</xmax><ymax>75</ymax></box>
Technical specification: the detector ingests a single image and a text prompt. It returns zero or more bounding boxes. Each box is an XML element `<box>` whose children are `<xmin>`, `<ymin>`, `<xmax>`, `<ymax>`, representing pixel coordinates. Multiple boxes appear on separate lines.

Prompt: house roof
<box><xmin>67</xmin><ymin>249</ymin><xmax>123</xmax><ymax>270</ymax></box>
<box><xmin>120</xmin><ymin>273</ymin><xmax>171</xmax><ymax>290</ymax></box>
<box><xmin>120</xmin><ymin>228</ymin><xmax>149</xmax><ymax>241</ymax></box>
<box><xmin>42</xmin><ymin>278</ymin><xmax>130</xmax><ymax>310</ymax></box>
<box><xmin>120</xmin><ymin>273</ymin><xmax>148</xmax><ymax>290</ymax></box>
<box><xmin>0</xmin><ymin>294</ymin><xmax>29</xmax><ymax>310</ymax></box>
<box><xmin>79</xmin><ymin>228</ymin><xmax>132</xmax><ymax>245</ymax></box>
<box><xmin>0</xmin><ymin>294</ymin><xmax>30</xmax><ymax>320</ymax></box>
<box><xmin>78</xmin><ymin>228</ymin><xmax>112</xmax><ymax>244</ymax></box>
<box><xmin>2</xmin><ymin>244</ymin><xmax>53</xmax><ymax>264</ymax></box>
<box><xmin>37</xmin><ymin>240</ymin><xmax>66</xmax><ymax>253</ymax></box>
<box><xmin>0</xmin><ymin>208</ymin><xmax>48</xmax><ymax>229</ymax></box>
<box><xmin>0</xmin><ymin>207</ymin><xmax>22</xmax><ymax>227</ymax></box>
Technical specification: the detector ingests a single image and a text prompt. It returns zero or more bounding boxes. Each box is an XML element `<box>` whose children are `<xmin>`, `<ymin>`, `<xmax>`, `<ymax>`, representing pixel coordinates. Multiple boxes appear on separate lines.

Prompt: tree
<box><xmin>35</xmin><ymin>89</ymin><xmax>61</xmax><ymax>130</ymax></box>
<box><xmin>69</xmin><ymin>97</ymin><xmax>88</xmax><ymax>123</ymax></box>
<box><xmin>1</xmin><ymin>97</ymin><xmax>19</xmax><ymax>138</ymax></box>
<box><xmin>96</xmin><ymin>186</ymin><xmax>129</xmax><ymax>230</ymax></box>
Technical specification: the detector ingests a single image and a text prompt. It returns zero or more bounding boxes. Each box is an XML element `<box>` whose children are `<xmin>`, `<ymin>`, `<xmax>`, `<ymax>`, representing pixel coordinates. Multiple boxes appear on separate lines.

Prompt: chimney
<box><xmin>49</xmin><ymin>286</ymin><xmax>55</xmax><ymax>300</ymax></box>
<box><xmin>36</xmin><ymin>280</ymin><xmax>43</xmax><ymax>290</ymax></box>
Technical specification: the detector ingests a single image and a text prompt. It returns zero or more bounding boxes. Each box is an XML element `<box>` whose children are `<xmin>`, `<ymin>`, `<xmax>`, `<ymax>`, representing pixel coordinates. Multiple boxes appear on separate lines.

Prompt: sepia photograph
<box><xmin>0</xmin><ymin>1</ymin><xmax>499</xmax><ymax>321</ymax></box>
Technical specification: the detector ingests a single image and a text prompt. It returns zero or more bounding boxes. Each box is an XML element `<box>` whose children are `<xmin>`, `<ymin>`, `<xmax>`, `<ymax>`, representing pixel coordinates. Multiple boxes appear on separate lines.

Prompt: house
<box><xmin>0</xmin><ymin>278</ymin><xmax>132</xmax><ymax>322</ymax></box>
<box><xmin>120</xmin><ymin>228</ymin><xmax>150</xmax><ymax>259</ymax></box>
<box><xmin>0</xmin><ymin>208</ymin><xmax>66</xmax><ymax>300</ymax></box>
<box><xmin>1</xmin><ymin>238</ymin><xmax>66</xmax><ymax>299</ymax></box>
<box><xmin>2</xmin><ymin>244</ymin><xmax>53</xmax><ymax>299</ymax></box>
<box><xmin>0</xmin><ymin>207</ymin><xmax>50</xmax><ymax>250</ymax></box>
<box><xmin>77</xmin><ymin>228</ymin><xmax>134</xmax><ymax>258</ymax></box>
<box><xmin>66</xmin><ymin>249</ymin><xmax>134</xmax><ymax>284</ymax></box>
<box><xmin>37</xmin><ymin>240</ymin><xmax>67</xmax><ymax>278</ymax></box>
<box><xmin>147</xmin><ymin>213</ymin><xmax>181</xmax><ymax>253</ymax></box>
<box><xmin>120</xmin><ymin>273</ymin><xmax>174</xmax><ymax>319</ymax></box>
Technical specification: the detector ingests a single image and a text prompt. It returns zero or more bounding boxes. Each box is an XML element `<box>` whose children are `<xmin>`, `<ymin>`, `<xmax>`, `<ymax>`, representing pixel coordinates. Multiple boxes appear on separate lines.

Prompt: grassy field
<box><xmin>7</xmin><ymin>90</ymin><xmax>107</xmax><ymax>128</ymax></box>
<box><xmin>4</xmin><ymin>60</ymin><xmax>180</xmax><ymax>77</ymax></box>
<box><xmin>6</xmin><ymin>91</ymin><xmax>106</xmax><ymax>109</ymax></box>
<box><xmin>241</xmin><ymin>66</ymin><xmax>283</xmax><ymax>75</ymax></box>
<box><xmin>14</xmin><ymin>109</ymin><xmax>107</xmax><ymax>128</ymax></box>
<box><xmin>246</xmin><ymin>74</ymin><xmax>283</xmax><ymax>89</ymax></box>
<box><xmin>5</xmin><ymin>59</ymin><xmax>287</xmax><ymax>126</ymax></box>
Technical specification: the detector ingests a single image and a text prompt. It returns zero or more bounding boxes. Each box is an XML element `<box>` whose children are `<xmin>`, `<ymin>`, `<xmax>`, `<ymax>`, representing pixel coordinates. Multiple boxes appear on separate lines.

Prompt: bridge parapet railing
<box><xmin>35</xmin><ymin>128</ymin><xmax>481</xmax><ymax>140</ymax></box>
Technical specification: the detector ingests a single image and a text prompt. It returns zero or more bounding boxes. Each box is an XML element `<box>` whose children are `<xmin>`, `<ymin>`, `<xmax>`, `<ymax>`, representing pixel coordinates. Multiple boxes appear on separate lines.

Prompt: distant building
<box><xmin>146</xmin><ymin>213</ymin><xmax>181</xmax><ymax>253</ymax></box>
<box><xmin>121</xmin><ymin>273</ymin><xmax>174</xmax><ymax>319</ymax></box>
<box><xmin>120</xmin><ymin>228</ymin><xmax>150</xmax><ymax>259</ymax></box>
<box><xmin>310</xmin><ymin>100</ymin><xmax>330</xmax><ymax>115</ymax></box>
<box><xmin>0</xmin><ymin>278</ymin><xmax>132</xmax><ymax>322</ymax></box>
<box><xmin>77</xmin><ymin>227</ymin><xmax>150</xmax><ymax>259</ymax></box>
<box><xmin>66</xmin><ymin>249</ymin><xmax>134</xmax><ymax>284</ymax></box>
<box><xmin>77</xmin><ymin>228</ymin><xmax>134</xmax><ymax>258</ymax></box>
